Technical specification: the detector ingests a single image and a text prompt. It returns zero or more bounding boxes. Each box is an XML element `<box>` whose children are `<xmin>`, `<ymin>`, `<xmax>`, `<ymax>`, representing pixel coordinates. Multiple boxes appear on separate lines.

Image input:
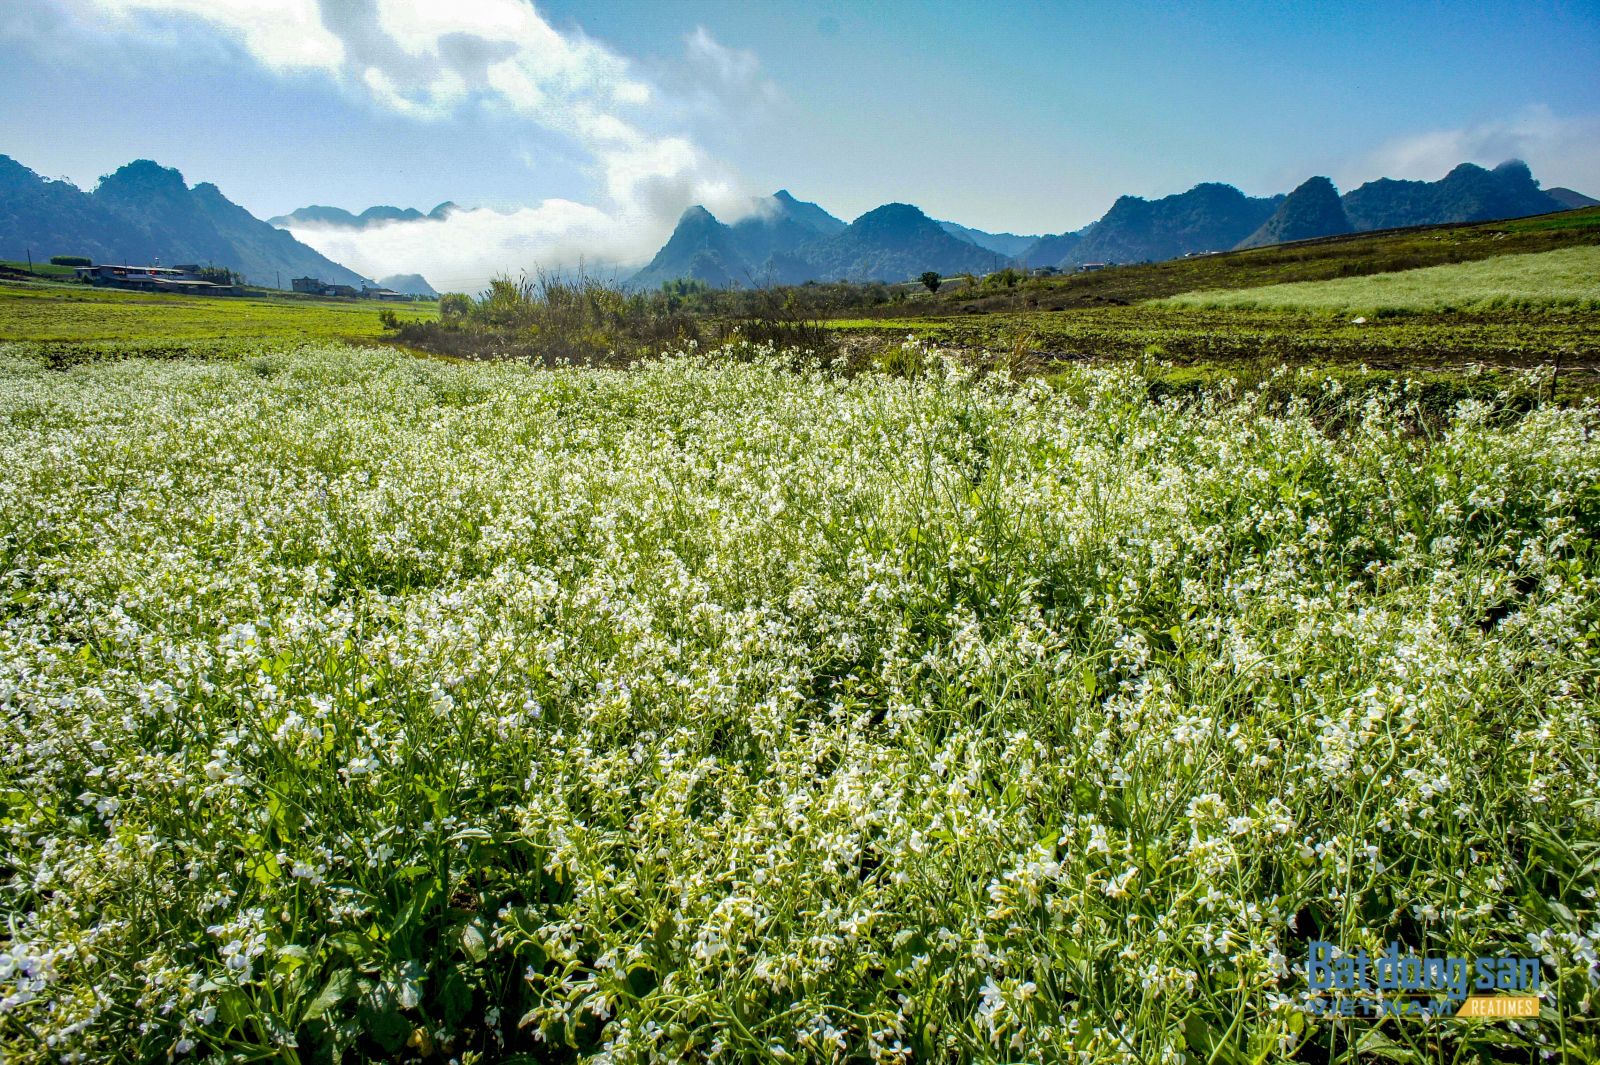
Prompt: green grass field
<box><xmin>1161</xmin><ymin>245</ymin><xmax>1600</xmax><ymax>314</ymax></box>
<box><xmin>1</xmin><ymin>340</ymin><xmax>1596</xmax><ymax>1062</ymax></box>
<box><xmin>845</xmin><ymin>207</ymin><xmax>1600</xmax><ymax>316</ymax></box>
<box><xmin>0</xmin><ymin>278</ymin><xmax>435</xmax><ymax>353</ymax></box>
<box><xmin>0</xmin><ymin>259</ymin><xmax>79</xmax><ymax>279</ymax></box>
<box><xmin>826</xmin><ymin>304</ymin><xmax>1600</xmax><ymax>402</ymax></box>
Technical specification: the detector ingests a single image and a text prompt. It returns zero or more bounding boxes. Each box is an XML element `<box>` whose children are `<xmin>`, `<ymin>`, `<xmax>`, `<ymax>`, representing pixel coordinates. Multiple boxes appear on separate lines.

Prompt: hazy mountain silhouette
<box><xmin>630</xmin><ymin>205</ymin><xmax>750</xmax><ymax>289</ymax></box>
<box><xmin>936</xmin><ymin>220</ymin><xmax>1041</xmax><ymax>258</ymax></box>
<box><xmin>1018</xmin><ymin>230</ymin><xmax>1087</xmax><ymax>268</ymax></box>
<box><xmin>377</xmin><ymin>273</ymin><xmax>439</xmax><ymax>297</ymax></box>
<box><xmin>0</xmin><ymin>154</ymin><xmax>148</xmax><ymax>264</ymax></box>
<box><xmin>269</xmin><ymin>201</ymin><xmax>457</xmax><ymax>229</ymax></box>
<box><xmin>1341</xmin><ymin>160</ymin><xmax>1563</xmax><ymax>231</ymax></box>
<box><xmin>631</xmin><ymin>190</ymin><xmax>847</xmax><ymax>289</ymax></box>
<box><xmin>1236</xmin><ymin>176</ymin><xmax>1353</xmax><ymax>249</ymax></box>
<box><xmin>10</xmin><ymin>147</ymin><xmax>1590</xmax><ymax>291</ymax></box>
<box><xmin>1072</xmin><ymin>184</ymin><xmax>1284</xmax><ymax>265</ymax></box>
<box><xmin>0</xmin><ymin>154</ymin><xmax>366</xmax><ymax>286</ymax></box>
<box><xmin>765</xmin><ymin>202</ymin><xmax>1008</xmax><ymax>284</ymax></box>
<box><xmin>1546</xmin><ymin>187</ymin><xmax>1599</xmax><ymax>210</ymax></box>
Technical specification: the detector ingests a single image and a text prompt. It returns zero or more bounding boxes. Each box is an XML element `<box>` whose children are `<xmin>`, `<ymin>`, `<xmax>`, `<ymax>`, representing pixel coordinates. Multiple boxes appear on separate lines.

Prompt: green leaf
<box><xmin>625</xmin><ymin>964</ymin><xmax>658</xmax><ymax>998</ymax></box>
<box><xmin>328</xmin><ymin>930</ymin><xmax>376</xmax><ymax>961</ymax></box>
<box><xmin>460</xmin><ymin>922</ymin><xmax>488</xmax><ymax>962</ymax></box>
<box><xmin>302</xmin><ymin>968</ymin><xmax>355</xmax><ymax>1022</ymax></box>
<box><xmin>1356</xmin><ymin>1029</ymin><xmax>1419</xmax><ymax>1062</ymax></box>
<box><xmin>388</xmin><ymin>959</ymin><xmax>424</xmax><ymax>1010</ymax></box>
<box><xmin>274</xmin><ymin>944</ymin><xmax>310</xmax><ymax>974</ymax></box>
<box><xmin>438</xmin><ymin>967</ymin><xmax>473</xmax><ymax>1029</ymax></box>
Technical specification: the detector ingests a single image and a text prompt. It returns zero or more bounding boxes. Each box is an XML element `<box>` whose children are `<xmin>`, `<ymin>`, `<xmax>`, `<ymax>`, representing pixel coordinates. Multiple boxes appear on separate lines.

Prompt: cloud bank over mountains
<box><xmin>64</xmin><ymin>0</ymin><xmax>774</xmax><ymax>287</ymax></box>
<box><xmin>1343</xmin><ymin>105</ymin><xmax>1600</xmax><ymax>199</ymax></box>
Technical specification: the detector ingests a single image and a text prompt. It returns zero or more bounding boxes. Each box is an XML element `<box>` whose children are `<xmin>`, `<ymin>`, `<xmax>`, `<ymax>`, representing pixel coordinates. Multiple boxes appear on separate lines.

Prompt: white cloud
<box><xmin>69</xmin><ymin>0</ymin><xmax>345</xmax><ymax>71</ymax></box>
<box><xmin>1344</xmin><ymin>105</ymin><xmax>1600</xmax><ymax>193</ymax></box>
<box><xmin>62</xmin><ymin>0</ymin><xmax>773</xmax><ymax>281</ymax></box>
<box><xmin>287</xmin><ymin>202</ymin><xmax>634</xmax><ymax>291</ymax></box>
<box><xmin>686</xmin><ymin>26</ymin><xmax>760</xmax><ymax>92</ymax></box>
<box><xmin>678</xmin><ymin>25</ymin><xmax>784</xmax><ymax>120</ymax></box>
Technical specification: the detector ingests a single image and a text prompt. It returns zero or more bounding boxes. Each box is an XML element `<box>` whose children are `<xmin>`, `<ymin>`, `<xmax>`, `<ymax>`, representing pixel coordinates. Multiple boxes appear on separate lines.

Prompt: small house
<box><xmin>74</xmin><ymin>264</ymin><xmax>236</xmax><ymax>295</ymax></box>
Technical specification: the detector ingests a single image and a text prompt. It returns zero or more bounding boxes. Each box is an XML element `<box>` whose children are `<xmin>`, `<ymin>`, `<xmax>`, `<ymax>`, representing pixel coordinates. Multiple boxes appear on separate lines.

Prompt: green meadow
<box><xmin>0</xmin><ymin>278</ymin><xmax>435</xmax><ymax>352</ymax></box>
<box><xmin>1160</xmin><ymin>245</ymin><xmax>1600</xmax><ymax>315</ymax></box>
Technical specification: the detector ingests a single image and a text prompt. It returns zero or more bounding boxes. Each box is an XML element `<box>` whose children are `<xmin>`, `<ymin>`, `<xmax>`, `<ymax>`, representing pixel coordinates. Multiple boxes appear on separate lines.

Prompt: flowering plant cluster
<box><xmin>0</xmin><ymin>342</ymin><xmax>1595</xmax><ymax>1062</ymax></box>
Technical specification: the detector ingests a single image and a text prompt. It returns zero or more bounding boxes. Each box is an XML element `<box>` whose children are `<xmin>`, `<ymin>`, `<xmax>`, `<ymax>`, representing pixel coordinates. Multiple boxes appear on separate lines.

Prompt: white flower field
<box><xmin>0</xmin><ymin>342</ymin><xmax>1596</xmax><ymax>1062</ymax></box>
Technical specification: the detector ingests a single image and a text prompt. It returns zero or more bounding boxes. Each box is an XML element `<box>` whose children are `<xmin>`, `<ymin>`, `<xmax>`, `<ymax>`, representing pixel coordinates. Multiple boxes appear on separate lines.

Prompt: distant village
<box><xmin>69</xmin><ymin>262</ymin><xmax>422</xmax><ymax>300</ymax></box>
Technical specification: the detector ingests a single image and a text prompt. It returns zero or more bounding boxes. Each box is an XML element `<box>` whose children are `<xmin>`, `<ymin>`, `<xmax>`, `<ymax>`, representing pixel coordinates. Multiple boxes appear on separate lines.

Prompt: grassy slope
<box><xmin>825</xmin><ymin>209</ymin><xmax>1600</xmax><ymax>395</ymax></box>
<box><xmin>1161</xmin><ymin>245</ymin><xmax>1600</xmax><ymax>314</ymax></box>
<box><xmin>852</xmin><ymin>206</ymin><xmax>1600</xmax><ymax>315</ymax></box>
<box><xmin>0</xmin><ymin>277</ymin><xmax>435</xmax><ymax>351</ymax></box>
<box><xmin>0</xmin><ymin>259</ymin><xmax>78</xmax><ymax>278</ymax></box>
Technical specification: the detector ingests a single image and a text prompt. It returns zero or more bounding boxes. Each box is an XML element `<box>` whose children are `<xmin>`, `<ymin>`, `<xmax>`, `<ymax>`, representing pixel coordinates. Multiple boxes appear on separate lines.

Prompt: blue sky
<box><xmin>3</xmin><ymin>0</ymin><xmax>1597</xmax><ymax>289</ymax></box>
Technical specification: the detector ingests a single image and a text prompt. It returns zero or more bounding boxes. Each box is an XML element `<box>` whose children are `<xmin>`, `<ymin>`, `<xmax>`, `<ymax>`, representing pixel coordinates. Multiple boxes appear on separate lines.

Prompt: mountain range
<box><xmin>377</xmin><ymin>273</ymin><xmax>440</xmax><ymax>298</ymax></box>
<box><xmin>1237</xmin><ymin>176</ymin><xmax>1353</xmax><ymax>249</ymax></box>
<box><xmin>630</xmin><ymin>190</ymin><xmax>1013</xmax><ymax>289</ymax></box>
<box><xmin>632</xmin><ymin>159</ymin><xmax>1592</xmax><ymax>288</ymax></box>
<box><xmin>3</xmin><ymin>149</ymin><xmax>1594</xmax><ymax>296</ymax></box>
<box><xmin>268</xmin><ymin>203</ymin><xmax>457</xmax><ymax>229</ymax></box>
<box><xmin>0</xmin><ymin>155</ymin><xmax>366</xmax><ymax>287</ymax></box>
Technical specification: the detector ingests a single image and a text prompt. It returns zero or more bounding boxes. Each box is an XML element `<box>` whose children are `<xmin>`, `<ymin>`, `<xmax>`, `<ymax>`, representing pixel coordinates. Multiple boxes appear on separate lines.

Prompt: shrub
<box><xmin>49</xmin><ymin>255</ymin><xmax>91</xmax><ymax>267</ymax></box>
<box><xmin>395</xmin><ymin>270</ymin><xmax>702</xmax><ymax>366</ymax></box>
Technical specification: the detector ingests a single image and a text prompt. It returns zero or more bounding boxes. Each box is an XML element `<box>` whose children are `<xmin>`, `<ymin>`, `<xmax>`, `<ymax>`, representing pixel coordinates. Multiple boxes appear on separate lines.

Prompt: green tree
<box><xmin>919</xmin><ymin>271</ymin><xmax>941</xmax><ymax>294</ymax></box>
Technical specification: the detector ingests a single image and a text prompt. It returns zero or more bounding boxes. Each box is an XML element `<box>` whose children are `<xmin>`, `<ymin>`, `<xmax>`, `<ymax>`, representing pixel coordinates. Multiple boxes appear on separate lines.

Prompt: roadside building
<box><xmin>74</xmin><ymin>263</ymin><xmax>237</xmax><ymax>295</ymax></box>
<box><xmin>291</xmin><ymin>276</ymin><xmax>362</xmax><ymax>297</ymax></box>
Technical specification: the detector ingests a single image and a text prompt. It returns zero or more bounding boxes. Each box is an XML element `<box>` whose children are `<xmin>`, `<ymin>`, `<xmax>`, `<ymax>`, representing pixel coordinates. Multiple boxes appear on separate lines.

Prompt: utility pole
<box><xmin>276</xmin><ymin>271</ymin><xmax>281</xmax><ymax>291</ymax></box>
<box><xmin>26</xmin><ymin>248</ymin><xmax>32</xmax><ymax>272</ymax></box>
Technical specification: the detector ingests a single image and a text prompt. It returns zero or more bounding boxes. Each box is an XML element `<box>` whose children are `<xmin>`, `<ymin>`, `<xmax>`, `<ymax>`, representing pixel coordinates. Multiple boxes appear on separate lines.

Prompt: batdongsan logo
<box><xmin>1304</xmin><ymin>941</ymin><xmax>1542</xmax><ymax>1019</ymax></box>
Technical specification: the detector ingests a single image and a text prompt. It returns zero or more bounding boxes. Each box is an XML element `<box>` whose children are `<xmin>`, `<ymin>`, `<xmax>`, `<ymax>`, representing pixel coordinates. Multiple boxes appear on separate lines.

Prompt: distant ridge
<box><xmin>632</xmin><ymin>197</ymin><xmax>1008</xmax><ymax>289</ymax></box>
<box><xmin>269</xmin><ymin>202</ymin><xmax>457</xmax><ymax>229</ymax></box>
<box><xmin>1236</xmin><ymin>176</ymin><xmax>1353</xmax><ymax>249</ymax></box>
<box><xmin>630</xmin><ymin>191</ymin><xmax>848</xmax><ymax>290</ymax></box>
<box><xmin>767</xmin><ymin>202</ymin><xmax>1008</xmax><ymax>284</ymax></box>
<box><xmin>635</xmin><ymin>159</ymin><xmax>1586</xmax><ymax>288</ymax></box>
<box><xmin>1341</xmin><ymin>160</ymin><xmax>1562</xmax><ymax>231</ymax></box>
<box><xmin>8</xmin><ymin>147</ymin><xmax>1589</xmax><ymax>291</ymax></box>
<box><xmin>936</xmin><ymin>219</ymin><xmax>1041</xmax><ymax>258</ymax></box>
<box><xmin>1061</xmin><ymin>183</ymin><xmax>1284</xmax><ymax>266</ymax></box>
<box><xmin>630</xmin><ymin>205</ymin><xmax>751</xmax><ymax>289</ymax></box>
<box><xmin>1546</xmin><ymin>187</ymin><xmax>1600</xmax><ymax>210</ymax></box>
<box><xmin>377</xmin><ymin>273</ymin><xmax>439</xmax><ymax>298</ymax></box>
<box><xmin>1019</xmin><ymin>229</ymin><xmax>1087</xmax><ymax>268</ymax></box>
<box><xmin>0</xmin><ymin>154</ymin><xmax>367</xmax><ymax>287</ymax></box>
